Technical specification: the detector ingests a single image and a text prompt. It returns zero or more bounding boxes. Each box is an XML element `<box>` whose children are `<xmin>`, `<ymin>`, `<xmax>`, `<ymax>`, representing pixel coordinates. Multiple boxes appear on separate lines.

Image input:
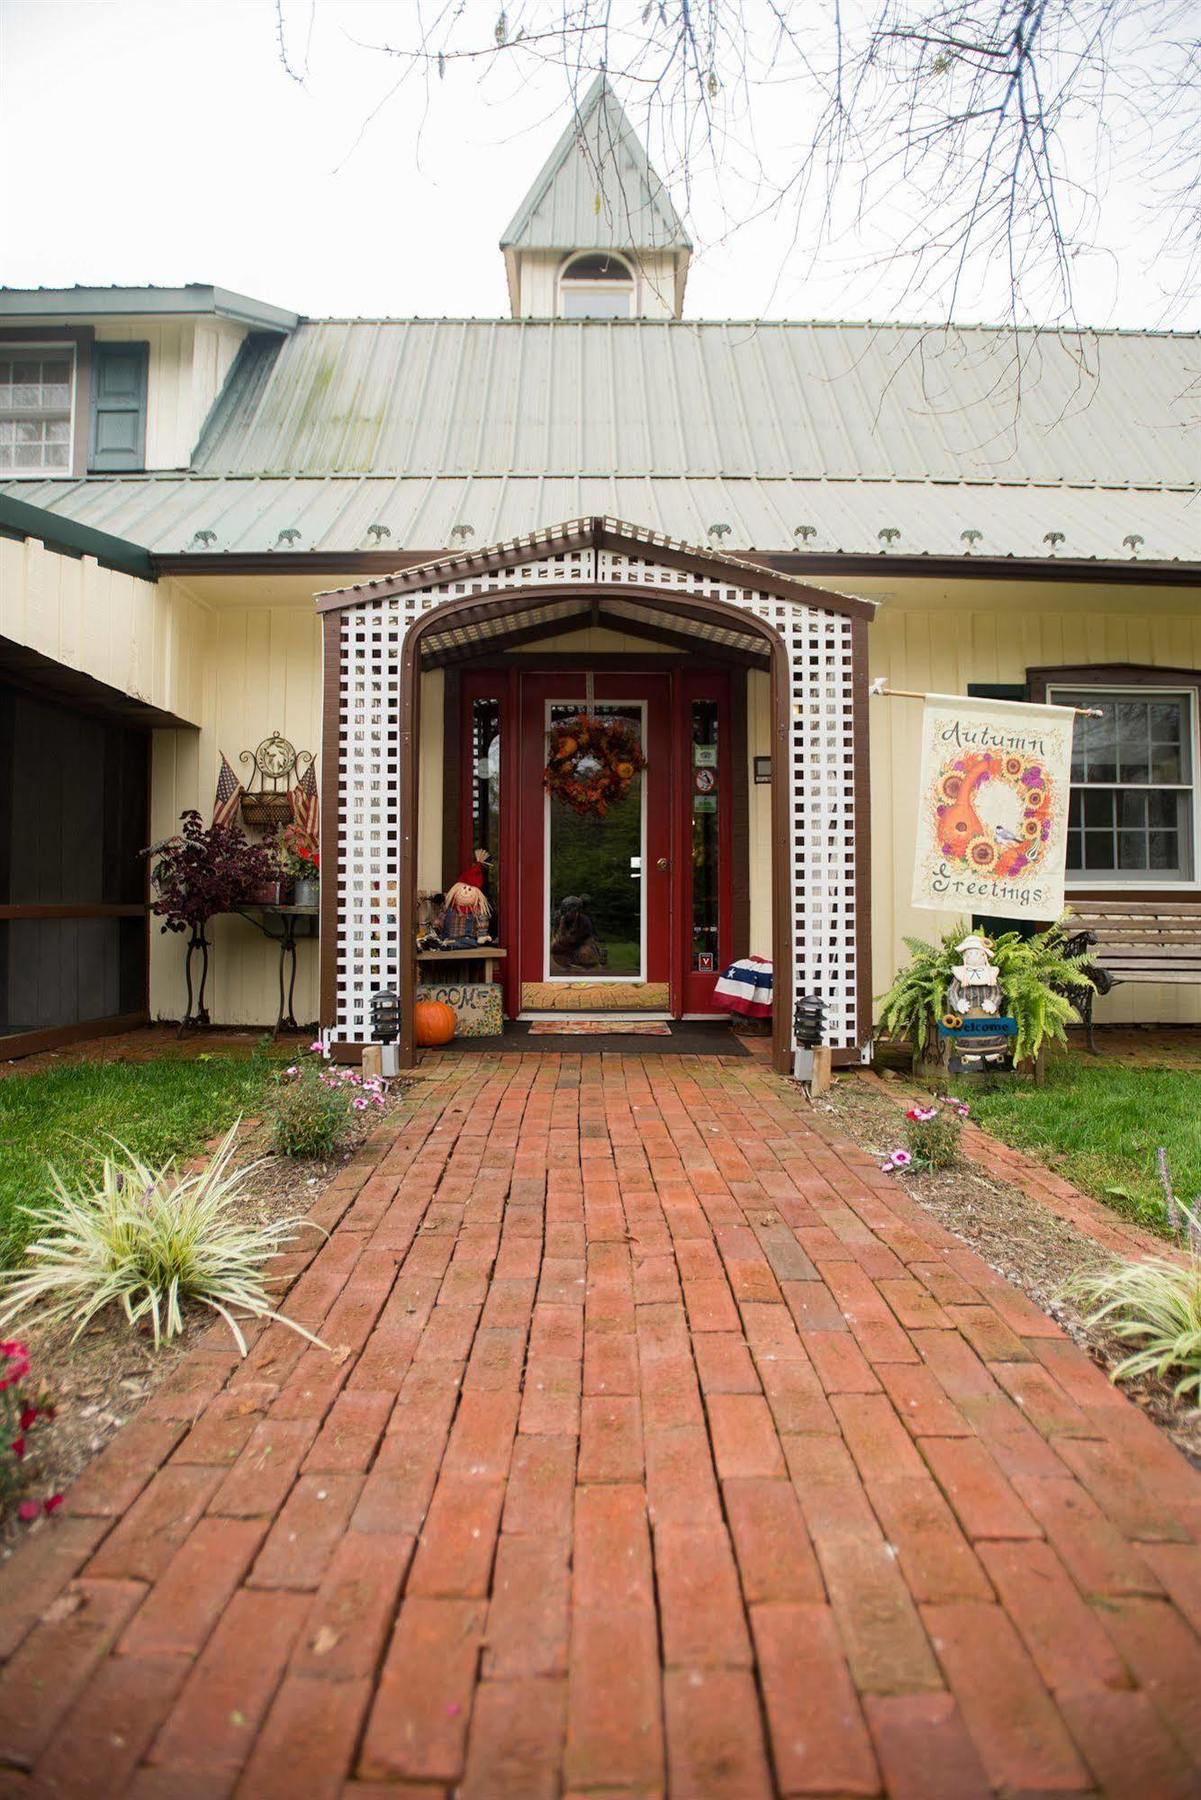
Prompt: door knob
<box><xmin>656</xmin><ymin>856</ymin><xmax>671</xmax><ymax>871</ymax></box>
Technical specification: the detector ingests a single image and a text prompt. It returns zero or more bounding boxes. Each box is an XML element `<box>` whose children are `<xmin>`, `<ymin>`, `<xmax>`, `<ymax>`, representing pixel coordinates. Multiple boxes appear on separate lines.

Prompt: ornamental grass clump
<box><xmin>269</xmin><ymin>1045</ymin><xmax>386</xmax><ymax>1160</ymax></box>
<box><xmin>1064</xmin><ymin>1252</ymin><xmax>1201</xmax><ymax>1400</ymax></box>
<box><xmin>0</xmin><ymin>1124</ymin><xmax>320</xmax><ymax>1356</ymax></box>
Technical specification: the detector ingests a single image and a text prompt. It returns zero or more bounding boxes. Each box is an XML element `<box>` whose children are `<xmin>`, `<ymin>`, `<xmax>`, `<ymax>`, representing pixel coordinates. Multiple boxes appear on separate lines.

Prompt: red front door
<box><xmin>517</xmin><ymin>674</ymin><xmax>673</xmax><ymax>1009</ymax></box>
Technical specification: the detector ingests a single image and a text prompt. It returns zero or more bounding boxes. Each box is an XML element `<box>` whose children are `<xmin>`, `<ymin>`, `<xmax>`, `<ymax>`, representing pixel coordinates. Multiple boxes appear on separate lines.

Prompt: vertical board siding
<box><xmin>871</xmin><ymin>601</ymin><xmax>1201</xmax><ymax>1027</ymax></box>
<box><xmin>149</xmin><ymin>603</ymin><xmax>323</xmax><ymax>1028</ymax></box>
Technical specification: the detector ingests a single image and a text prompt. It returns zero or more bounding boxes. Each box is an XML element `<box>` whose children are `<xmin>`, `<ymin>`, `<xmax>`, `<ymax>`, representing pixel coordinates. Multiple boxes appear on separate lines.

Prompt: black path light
<box><xmin>370</xmin><ymin>988</ymin><xmax>400</xmax><ymax>1043</ymax></box>
<box><xmin>793</xmin><ymin>992</ymin><xmax>830</xmax><ymax>1093</ymax></box>
<box><xmin>794</xmin><ymin>993</ymin><xmax>825</xmax><ymax>1047</ymax></box>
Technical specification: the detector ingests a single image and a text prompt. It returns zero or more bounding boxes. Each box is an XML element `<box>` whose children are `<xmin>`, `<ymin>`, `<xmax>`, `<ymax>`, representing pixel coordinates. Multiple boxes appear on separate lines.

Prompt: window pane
<box><xmin>547</xmin><ymin>704</ymin><xmax>642</xmax><ymax>977</ymax></box>
<box><xmin>1084</xmin><ymin>832</ymin><xmax>1115</xmax><ymax>869</ymax></box>
<box><xmin>690</xmin><ymin>700</ymin><xmax>720</xmax><ymax>972</ymax></box>
<box><xmin>1151</xmin><ymin>744</ymin><xmax>1183</xmax><ymax>782</ymax></box>
<box><xmin>561</xmin><ymin>288</ymin><xmax>632</xmax><ymax>319</ymax></box>
<box><xmin>1117</xmin><ymin>791</ymin><xmax>1147</xmax><ymax>828</ymax></box>
<box><xmin>470</xmin><ymin>698</ymin><xmax>501</xmax><ymax>938</ymax></box>
<box><xmin>1066</xmin><ymin>828</ymin><xmax>1083</xmax><ymax>871</ymax></box>
<box><xmin>1150</xmin><ymin>831</ymin><xmax>1179</xmax><ymax>871</ymax></box>
<box><xmin>1149</xmin><ymin>790</ymin><xmax>1180</xmax><ymax>829</ymax></box>
<box><xmin>1083</xmin><ymin>789</ymin><xmax>1113</xmax><ymax>828</ymax></box>
<box><xmin>1118</xmin><ymin>831</ymin><xmax>1146</xmax><ymax>869</ymax></box>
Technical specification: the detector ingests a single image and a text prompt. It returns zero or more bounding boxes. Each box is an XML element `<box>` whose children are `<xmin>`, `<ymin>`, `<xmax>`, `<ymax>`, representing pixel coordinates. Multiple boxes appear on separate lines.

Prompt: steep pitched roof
<box><xmin>500</xmin><ymin>76</ymin><xmax>690</xmax><ymax>253</ymax></box>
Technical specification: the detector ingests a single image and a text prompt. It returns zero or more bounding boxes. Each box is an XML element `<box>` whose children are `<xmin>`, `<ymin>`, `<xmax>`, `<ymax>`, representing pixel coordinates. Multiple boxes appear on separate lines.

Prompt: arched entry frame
<box><xmin>316</xmin><ymin>517</ymin><xmax>876</xmax><ymax>1077</ymax></box>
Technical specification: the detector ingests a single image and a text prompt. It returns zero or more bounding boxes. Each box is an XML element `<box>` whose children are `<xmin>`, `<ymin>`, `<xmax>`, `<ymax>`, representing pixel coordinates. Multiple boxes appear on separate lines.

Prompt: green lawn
<box><xmin>0</xmin><ymin>1052</ymin><xmax>283</xmax><ymax>1264</ymax></box>
<box><xmin>954</xmin><ymin>1056</ymin><xmax>1201</xmax><ymax>1233</ymax></box>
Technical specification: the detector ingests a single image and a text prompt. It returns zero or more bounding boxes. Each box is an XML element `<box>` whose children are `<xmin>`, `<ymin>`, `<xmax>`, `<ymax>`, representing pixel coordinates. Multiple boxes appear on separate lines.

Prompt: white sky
<box><xmin>2</xmin><ymin>0</ymin><xmax>1195</xmax><ymax>329</ymax></box>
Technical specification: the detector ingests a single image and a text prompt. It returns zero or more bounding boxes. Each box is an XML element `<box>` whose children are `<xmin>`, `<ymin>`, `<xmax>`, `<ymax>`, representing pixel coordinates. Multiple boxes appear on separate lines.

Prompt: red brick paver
<box><xmin>3</xmin><ymin>1050</ymin><xmax>1201</xmax><ymax>1796</ymax></box>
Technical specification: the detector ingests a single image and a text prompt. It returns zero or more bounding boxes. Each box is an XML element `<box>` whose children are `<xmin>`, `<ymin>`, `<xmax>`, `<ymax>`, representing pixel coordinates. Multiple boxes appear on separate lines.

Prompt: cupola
<box><xmin>500</xmin><ymin>76</ymin><xmax>691</xmax><ymax>319</ymax></box>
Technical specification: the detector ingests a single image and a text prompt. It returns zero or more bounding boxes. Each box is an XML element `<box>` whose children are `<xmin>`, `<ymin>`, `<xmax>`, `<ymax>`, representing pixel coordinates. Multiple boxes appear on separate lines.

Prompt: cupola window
<box><xmin>558</xmin><ymin>254</ymin><xmax>634</xmax><ymax>319</ymax></box>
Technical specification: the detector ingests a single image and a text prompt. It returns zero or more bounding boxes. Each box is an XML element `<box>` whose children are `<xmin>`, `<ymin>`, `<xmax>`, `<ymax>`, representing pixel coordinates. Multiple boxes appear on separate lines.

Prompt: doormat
<box><xmin>527</xmin><ymin>1020</ymin><xmax>672</xmax><ymax>1036</ymax></box>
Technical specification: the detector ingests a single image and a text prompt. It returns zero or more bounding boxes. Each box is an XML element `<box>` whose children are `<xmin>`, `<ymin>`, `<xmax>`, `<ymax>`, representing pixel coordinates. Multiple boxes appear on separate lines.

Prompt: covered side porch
<box><xmin>317</xmin><ymin>518</ymin><xmax>875</xmax><ymax>1075</ymax></box>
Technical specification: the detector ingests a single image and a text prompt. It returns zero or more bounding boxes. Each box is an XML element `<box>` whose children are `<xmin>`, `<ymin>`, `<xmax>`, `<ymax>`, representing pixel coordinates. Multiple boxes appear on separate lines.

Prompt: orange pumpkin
<box><xmin>414</xmin><ymin>1000</ymin><xmax>456</xmax><ymax>1047</ymax></box>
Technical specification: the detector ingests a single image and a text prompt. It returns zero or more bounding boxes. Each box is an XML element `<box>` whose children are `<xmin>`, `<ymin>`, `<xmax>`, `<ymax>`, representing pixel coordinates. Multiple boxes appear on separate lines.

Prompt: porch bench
<box><xmin>1065</xmin><ymin>901</ymin><xmax>1201</xmax><ymax>1051</ymax></box>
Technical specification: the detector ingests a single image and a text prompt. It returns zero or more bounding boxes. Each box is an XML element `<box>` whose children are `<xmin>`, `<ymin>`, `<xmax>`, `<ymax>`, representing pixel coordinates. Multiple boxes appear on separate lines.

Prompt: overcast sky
<box><xmin>2</xmin><ymin>0</ymin><xmax>1195</xmax><ymax>329</ymax></box>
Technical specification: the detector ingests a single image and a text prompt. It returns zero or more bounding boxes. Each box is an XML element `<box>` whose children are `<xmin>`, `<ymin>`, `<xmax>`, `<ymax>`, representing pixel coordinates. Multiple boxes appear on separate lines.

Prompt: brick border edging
<box><xmin>853</xmin><ymin>1069</ymin><xmax>1174</xmax><ymax>1266</ymax></box>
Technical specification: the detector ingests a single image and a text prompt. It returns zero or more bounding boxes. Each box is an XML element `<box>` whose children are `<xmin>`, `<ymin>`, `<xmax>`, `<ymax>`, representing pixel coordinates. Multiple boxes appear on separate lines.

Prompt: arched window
<box><xmin>558</xmin><ymin>253</ymin><xmax>635</xmax><ymax>319</ymax></box>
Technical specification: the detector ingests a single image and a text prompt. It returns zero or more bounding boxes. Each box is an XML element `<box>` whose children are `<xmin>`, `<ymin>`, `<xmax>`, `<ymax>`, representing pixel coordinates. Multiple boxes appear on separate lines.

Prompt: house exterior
<box><xmin>0</xmin><ymin>77</ymin><xmax>1197</xmax><ymax>1069</ymax></box>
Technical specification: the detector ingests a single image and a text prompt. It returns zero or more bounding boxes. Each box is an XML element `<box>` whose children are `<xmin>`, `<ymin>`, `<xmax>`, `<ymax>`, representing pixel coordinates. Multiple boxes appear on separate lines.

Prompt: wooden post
<box><xmin>810</xmin><ymin>1046</ymin><xmax>833</xmax><ymax>1097</ymax></box>
<box><xmin>362</xmin><ymin>1045</ymin><xmax>383</xmax><ymax>1080</ymax></box>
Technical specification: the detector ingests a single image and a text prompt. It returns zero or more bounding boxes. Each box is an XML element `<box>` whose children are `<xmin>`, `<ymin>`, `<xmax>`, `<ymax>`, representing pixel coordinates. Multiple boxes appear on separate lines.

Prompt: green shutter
<box><xmin>89</xmin><ymin>343</ymin><xmax>148</xmax><ymax>471</ymax></box>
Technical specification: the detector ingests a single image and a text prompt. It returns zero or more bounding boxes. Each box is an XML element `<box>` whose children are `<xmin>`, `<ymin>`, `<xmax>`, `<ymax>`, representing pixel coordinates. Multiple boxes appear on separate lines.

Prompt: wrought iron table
<box><xmin>234</xmin><ymin>904</ymin><xmax>319</xmax><ymax>1035</ymax></box>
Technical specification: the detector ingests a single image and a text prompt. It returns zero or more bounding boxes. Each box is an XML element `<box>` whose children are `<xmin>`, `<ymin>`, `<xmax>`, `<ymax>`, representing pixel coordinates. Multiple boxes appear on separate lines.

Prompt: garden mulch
<box><xmin>2</xmin><ymin>1051</ymin><xmax>1201</xmax><ymax>1796</ymax></box>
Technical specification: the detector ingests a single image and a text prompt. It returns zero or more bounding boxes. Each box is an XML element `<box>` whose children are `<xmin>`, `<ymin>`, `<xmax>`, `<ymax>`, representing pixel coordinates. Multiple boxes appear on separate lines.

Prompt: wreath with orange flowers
<box><xmin>934</xmin><ymin>749</ymin><xmax>1053</xmax><ymax>879</ymax></box>
<box><xmin>544</xmin><ymin>713</ymin><xmax>648</xmax><ymax>818</ymax></box>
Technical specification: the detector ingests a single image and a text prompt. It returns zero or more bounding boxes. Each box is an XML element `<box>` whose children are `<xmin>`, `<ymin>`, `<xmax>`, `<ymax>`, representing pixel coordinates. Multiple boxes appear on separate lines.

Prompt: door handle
<box><xmin>656</xmin><ymin>857</ymin><xmax>671</xmax><ymax>871</ymax></box>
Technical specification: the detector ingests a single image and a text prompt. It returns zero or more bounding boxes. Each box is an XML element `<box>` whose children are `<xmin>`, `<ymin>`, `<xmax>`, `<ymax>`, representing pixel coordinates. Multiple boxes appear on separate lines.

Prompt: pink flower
<box><xmin>284</xmin><ymin>1064</ymin><xmax>299</xmax><ymax>1077</ymax></box>
<box><xmin>352</xmin><ymin>1096</ymin><xmax>369</xmax><ymax>1111</ymax></box>
<box><xmin>890</xmin><ymin>1149</ymin><xmax>912</xmax><ymax>1168</ymax></box>
<box><xmin>956</xmin><ymin>1103</ymin><xmax>971</xmax><ymax>1117</ymax></box>
<box><xmin>309</xmin><ymin>1040</ymin><xmax>328</xmax><ymax>1057</ymax></box>
<box><xmin>907</xmin><ymin>1106</ymin><xmax>937</xmax><ymax>1123</ymax></box>
<box><xmin>17</xmin><ymin>1500</ymin><xmax>39</xmax><ymax>1522</ymax></box>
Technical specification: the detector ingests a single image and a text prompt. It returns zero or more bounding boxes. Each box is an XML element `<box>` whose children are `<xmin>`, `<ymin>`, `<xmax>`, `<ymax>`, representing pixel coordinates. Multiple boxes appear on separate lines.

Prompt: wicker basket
<box><xmin>241</xmin><ymin>792</ymin><xmax>293</xmax><ymax>829</ymax></box>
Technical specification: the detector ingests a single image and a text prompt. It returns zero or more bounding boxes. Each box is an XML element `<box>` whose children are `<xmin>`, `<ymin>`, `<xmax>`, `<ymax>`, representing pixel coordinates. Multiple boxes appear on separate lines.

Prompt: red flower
<box><xmin>43</xmin><ymin>1495</ymin><xmax>63</xmax><ymax>1516</ymax></box>
<box><xmin>19</xmin><ymin>1405</ymin><xmax>38</xmax><ymax>1433</ymax></box>
<box><xmin>10</xmin><ymin>1437</ymin><xmax>24</xmax><ymax>1461</ymax></box>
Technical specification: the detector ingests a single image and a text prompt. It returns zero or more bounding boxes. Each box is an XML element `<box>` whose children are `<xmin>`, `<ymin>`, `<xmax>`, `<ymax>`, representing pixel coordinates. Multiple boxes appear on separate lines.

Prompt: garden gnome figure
<box><xmin>433</xmin><ymin>849</ymin><xmax>494</xmax><ymax>947</ymax></box>
<box><xmin>948</xmin><ymin>934</ymin><xmax>1001</xmax><ymax>1016</ymax></box>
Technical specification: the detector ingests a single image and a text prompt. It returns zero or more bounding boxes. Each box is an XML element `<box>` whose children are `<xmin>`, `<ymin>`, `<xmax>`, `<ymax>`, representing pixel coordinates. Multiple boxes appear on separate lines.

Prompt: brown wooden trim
<box><xmin>730</xmin><ymin>670</ymin><xmax>750</xmax><ymax>961</ymax></box>
<box><xmin>594</xmin><ymin>609</ymin><xmax>769</xmax><ymax>668</ymax></box>
<box><xmin>0</xmin><ymin>903</ymin><xmax>144</xmax><ymax>920</ymax></box>
<box><xmin>1029</xmin><ymin>663</ymin><xmax>1201</xmax><ymax>700</ymax></box>
<box><xmin>0</xmin><ymin>325</ymin><xmax>93</xmax><ymax>480</ymax></box>
<box><xmin>318</xmin><ymin>612</ymin><xmax>342</xmax><ymax>1031</ymax></box>
<box><xmin>398</xmin><ymin>629</ymin><xmax>422</xmax><ymax>1069</ymax></box>
<box><xmin>850</xmin><ymin>615</ymin><xmax>874</xmax><ymax>1059</ymax></box>
<box><xmin>441</xmin><ymin>666</ymin><xmax>461</xmax><ymax>891</ymax></box>
<box><xmin>1067</xmin><ymin>887</ymin><xmax>1201</xmax><ymax>901</ymax></box>
<box><xmin>769</xmin><ymin>639</ymin><xmax>792</xmax><ymax>1076</ymax></box>
<box><xmin>314</xmin><ymin>519</ymin><xmax>878</xmax><ymax>621</ymax></box>
<box><xmin>0</xmin><ymin>1008</ymin><xmax>147</xmax><ymax>1063</ymax></box>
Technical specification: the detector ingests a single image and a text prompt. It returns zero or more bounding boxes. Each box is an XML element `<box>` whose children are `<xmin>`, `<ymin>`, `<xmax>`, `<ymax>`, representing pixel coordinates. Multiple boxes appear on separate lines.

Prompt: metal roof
<box><xmin>500</xmin><ymin>76</ymin><xmax>690</xmax><ymax>253</ymax></box>
<box><xmin>5</xmin><ymin>472</ymin><xmax>1195</xmax><ymax>564</ymax></box>
<box><xmin>0</xmin><ymin>284</ymin><xmax>298</xmax><ymax>332</ymax></box>
<box><xmin>182</xmin><ymin>317</ymin><xmax>1200</xmax><ymax>491</ymax></box>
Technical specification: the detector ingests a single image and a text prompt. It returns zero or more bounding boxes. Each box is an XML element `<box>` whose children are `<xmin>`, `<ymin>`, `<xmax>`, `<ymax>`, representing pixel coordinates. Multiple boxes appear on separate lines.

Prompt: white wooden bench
<box><xmin>1065</xmin><ymin>901</ymin><xmax>1201</xmax><ymax>1051</ymax></box>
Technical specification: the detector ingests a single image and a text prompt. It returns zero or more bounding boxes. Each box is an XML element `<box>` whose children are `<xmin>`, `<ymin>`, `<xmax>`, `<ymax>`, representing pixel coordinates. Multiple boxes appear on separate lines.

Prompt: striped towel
<box><xmin>713</xmin><ymin>956</ymin><xmax>773</xmax><ymax>1018</ymax></box>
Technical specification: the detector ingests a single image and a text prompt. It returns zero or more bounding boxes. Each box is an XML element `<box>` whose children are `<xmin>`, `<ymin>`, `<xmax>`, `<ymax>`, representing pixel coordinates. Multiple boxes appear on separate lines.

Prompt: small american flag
<box><xmin>291</xmin><ymin>760</ymin><xmax>319</xmax><ymax>843</ymax></box>
<box><xmin>212</xmin><ymin>753</ymin><xmax>244</xmax><ymax>828</ymax></box>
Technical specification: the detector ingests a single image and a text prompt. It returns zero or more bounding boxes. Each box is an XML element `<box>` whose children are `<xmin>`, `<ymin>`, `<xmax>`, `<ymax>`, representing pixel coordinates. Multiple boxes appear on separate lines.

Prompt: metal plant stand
<box><xmin>179</xmin><ymin>924</ymin><xmax>212</xmax><ymax>1035</ymax></box>
<box><xmin>235</xmin><ymin>904</ymin><xmax>319</xmax><ymax>1035</ymax></box>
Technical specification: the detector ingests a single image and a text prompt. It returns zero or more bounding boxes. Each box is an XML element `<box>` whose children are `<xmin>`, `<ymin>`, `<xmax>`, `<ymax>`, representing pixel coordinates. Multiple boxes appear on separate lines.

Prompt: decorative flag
<box><xmin>212</xmin><ymin>753</ymin><xmax>244</xmax><ymax>828</ymax></box>
<box><xmin>291</xmin><ymin>760</ymin><xmax>319</xmax><ymax>842</ymax></box>
<box><xmin>911</xmin><ymin>694</ymin><xmax>1076</xmax><ymax>921</ymax></box>
<box><xmin>713</xmin><ymin>956</ymin><xmax>774</xmax><ymax>1018</ymax></box>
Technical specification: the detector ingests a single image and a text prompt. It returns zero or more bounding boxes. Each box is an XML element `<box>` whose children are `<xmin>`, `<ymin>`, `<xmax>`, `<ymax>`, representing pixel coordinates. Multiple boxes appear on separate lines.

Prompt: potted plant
<box><xmin>877</xmin><ymin>917</ymin><xmax>1094</xmax><ymax>1076</ymax></box>
<box><xmin>279</xmin><ymin>823</ymin><xmax>320</xmax><ymax>907</ymax></box>
<box><xmin>147</xmin><ymin>811</ymin><xmax>275</xmax><ymax>1030</ymax></box>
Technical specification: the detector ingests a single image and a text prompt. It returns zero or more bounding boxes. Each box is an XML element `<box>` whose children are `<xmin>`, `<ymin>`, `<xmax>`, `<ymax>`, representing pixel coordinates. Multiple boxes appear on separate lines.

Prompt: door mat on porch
<box><xmin>428</xmin><ymin>1022</ymin><xmax>750</xmax><ymax>1056</ymax></box>
<box><xmin>528</xmin><ymin>1020</ymin><xmax>672</xmax><ymax>1036</ymax></box>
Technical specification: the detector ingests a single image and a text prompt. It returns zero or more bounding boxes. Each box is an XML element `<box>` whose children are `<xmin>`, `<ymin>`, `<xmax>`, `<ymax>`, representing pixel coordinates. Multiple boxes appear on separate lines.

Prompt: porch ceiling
<box><xmin>418</xmin><ymin>592</ymin><xmax>772</xmax><ymax>667</ymax></box>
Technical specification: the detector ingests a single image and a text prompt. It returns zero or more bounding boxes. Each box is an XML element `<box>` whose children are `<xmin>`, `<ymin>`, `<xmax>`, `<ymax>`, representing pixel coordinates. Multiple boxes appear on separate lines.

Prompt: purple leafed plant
<box><xmin>147</xmin><ymin>811</ymin><xmax>275</xmax><ymax>936</ymax></box>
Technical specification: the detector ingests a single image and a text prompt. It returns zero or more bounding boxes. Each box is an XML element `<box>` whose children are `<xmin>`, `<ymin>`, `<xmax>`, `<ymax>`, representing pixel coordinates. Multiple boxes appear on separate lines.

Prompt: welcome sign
<box><xmin>911</xmin><ymin>695</ymin><xmax>1076</xmax><ymax>921</ymax></box>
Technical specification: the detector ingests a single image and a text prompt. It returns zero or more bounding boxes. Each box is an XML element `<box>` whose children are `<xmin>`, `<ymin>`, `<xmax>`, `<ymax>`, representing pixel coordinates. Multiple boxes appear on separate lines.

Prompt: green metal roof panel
<box><xmin>184</xmin><ymin>316</ymin><xmax>1201</xmax><ymax>492</ymax></box>
<box><xmin>500</xmin><ymin>76</ymin><xmax>690</xmax><ymax>252</ymax></box>
<box><xmin>0</xmin><ymin>284</ymin><xmax>298</xmax><ymax>332</ymax></box>
<box><xmin>3</xmin><ymin>471</ymin><xmax>1196</xmax><ymax>563</ymax></box>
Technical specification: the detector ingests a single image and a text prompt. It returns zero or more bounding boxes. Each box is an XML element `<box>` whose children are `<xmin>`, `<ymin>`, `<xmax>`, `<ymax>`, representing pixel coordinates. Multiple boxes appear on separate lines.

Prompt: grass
<box><xmin>0</xmin><ymin>1051</ymin><xmax>282</xmax><ymax>1265</ymax></box>
<box><xmin>951</xmin><ymin>1055</ymin><xmax>1201</xmax><ymax>1233</ymax></box>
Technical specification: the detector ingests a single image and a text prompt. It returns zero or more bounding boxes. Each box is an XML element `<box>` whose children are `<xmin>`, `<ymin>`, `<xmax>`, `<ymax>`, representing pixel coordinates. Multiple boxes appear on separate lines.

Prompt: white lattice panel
<box><xmin>333</xmin><ymin>542</ymin><xmax>862</xmax><ymax>1051</ymax></box>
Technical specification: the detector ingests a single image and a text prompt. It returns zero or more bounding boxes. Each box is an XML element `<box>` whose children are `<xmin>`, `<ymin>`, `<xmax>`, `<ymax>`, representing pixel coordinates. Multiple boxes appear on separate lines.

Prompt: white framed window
<box><xmin>0</xmin><ymin>346</ymin><xmax>75</xmax><ymax>474</ymax></box>
<box><xmin>558</xmin><ymin>253</ymin><xmax>634</xmax><ymax>319</ymax></box>
<box><xmin>1051</xmin><ymin>685</ymin><xmax>1197</xmax><ymax>883</ymax></box>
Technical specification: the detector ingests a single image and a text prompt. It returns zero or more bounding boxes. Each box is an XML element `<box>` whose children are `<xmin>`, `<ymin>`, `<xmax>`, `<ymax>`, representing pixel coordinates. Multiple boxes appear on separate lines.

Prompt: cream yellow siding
<box><xmin>0</xmin><ymin>534</ymin><xmax>206</xmax><ymax>723</ymax></box>
<box><xmin>149</xmin><ymin>594</ymin><xmax>323</xmax><ymax>1028</ymax></box>
<box><xmin>869</xmin><ymin>584</ymin><xmax>1201</xmax><ymax>1028</ymax></box>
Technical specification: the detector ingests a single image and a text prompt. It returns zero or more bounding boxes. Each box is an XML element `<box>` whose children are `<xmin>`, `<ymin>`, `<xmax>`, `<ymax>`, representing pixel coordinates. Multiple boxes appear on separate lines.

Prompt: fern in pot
<box><xmin>877</xmin><ymin>918</ymin><xmax>1093</xmax><ymax>1071</ymax></box>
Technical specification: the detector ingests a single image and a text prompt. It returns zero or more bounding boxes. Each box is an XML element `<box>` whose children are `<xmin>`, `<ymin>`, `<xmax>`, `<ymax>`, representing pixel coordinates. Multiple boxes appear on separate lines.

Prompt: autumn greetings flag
<box><xmin>911</xmin><ymin>694</ymin><xmax>1076</xmax><ymax>921</ymax></box>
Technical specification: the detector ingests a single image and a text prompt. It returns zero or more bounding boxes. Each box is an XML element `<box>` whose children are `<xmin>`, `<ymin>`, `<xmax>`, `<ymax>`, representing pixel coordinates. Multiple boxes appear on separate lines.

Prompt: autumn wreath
<box><xmin>544</xmin><ymin>713</ymin><xmax>648</xmax><ymax>817</ymax></box>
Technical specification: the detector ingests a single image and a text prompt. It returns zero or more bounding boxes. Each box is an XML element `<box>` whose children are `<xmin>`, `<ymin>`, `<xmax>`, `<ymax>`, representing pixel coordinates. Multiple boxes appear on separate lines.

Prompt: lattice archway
<box><xmin>316</xmin><ymin>517</ymin><xmax>876</xmax><ymax>1075</ymax></box>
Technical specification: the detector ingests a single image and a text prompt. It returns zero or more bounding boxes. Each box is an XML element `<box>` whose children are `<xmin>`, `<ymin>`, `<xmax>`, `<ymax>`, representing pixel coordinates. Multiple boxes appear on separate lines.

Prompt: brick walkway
<box><xmin>3</xmin><ymin>1054</ymin><xmax>1201</xmax><ymax>1797</ymax></box>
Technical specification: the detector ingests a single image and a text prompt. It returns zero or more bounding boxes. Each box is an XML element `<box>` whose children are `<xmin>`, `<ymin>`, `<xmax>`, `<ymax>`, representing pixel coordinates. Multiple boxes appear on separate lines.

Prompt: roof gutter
<box><xmin>0</xmin><ymin>495</ymin><xmax>157</xmax><ymax>582</ymax></box>
<box><xmin>149</xmin><ymin>547</ymin><xmax>1201</xmax><ymax>587</ymax></box>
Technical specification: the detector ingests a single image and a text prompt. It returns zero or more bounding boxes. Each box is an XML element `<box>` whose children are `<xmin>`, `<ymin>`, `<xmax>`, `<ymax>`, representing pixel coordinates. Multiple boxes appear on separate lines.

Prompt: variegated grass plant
<box><xmin>1063</xmin><ymin>1151</ymin><xmax>1201</xmax><ymax>1400</ymax></box>
<box><xmin>0</xmin><ymin>1123</ymin><xmax>322</xmax><ymax>1355</ymax></box>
